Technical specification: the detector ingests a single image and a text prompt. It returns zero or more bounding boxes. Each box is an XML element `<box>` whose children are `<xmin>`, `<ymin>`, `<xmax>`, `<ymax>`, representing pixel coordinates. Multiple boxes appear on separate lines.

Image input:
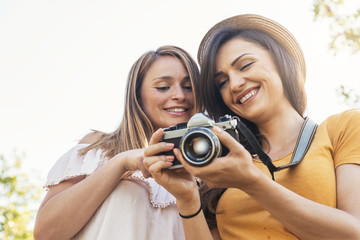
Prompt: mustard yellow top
<box><xmin>216</xmin><ymin>109</ymin><xmax>360</xmax><ymax>239</ymax></box>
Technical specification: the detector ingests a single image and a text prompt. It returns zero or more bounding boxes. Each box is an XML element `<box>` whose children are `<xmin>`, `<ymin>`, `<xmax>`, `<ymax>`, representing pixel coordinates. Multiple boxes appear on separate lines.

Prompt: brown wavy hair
<box><xmin>198</xmin><ymin>29</ymin><xmax>307</xmax><ymax>229</ymax></box>
<box><xmin>79</xmin><ymin>45</ymin><xmax>200</xmax><ymax>158</ymax></box>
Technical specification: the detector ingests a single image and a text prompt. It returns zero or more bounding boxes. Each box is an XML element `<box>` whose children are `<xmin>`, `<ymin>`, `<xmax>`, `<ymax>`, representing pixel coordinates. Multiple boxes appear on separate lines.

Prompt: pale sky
<box><xmin>1</xmin><ymin>0</ymin><xmax>359</xmax><ymax>181</ymax></box>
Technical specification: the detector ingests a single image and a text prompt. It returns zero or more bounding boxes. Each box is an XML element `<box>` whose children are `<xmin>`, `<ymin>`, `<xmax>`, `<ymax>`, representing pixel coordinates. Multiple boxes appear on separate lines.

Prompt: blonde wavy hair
<box><xmin>80</xmin><ymin>45</ymin><xmax>200</xmax><ymax>159</ymax></box>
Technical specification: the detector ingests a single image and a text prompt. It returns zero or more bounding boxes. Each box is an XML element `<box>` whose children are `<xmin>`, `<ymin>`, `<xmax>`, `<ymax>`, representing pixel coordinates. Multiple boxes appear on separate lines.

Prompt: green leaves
<box><xmin>313</xmin><ymin>0</ymin><xmax>360</xmax><ymax>107</ymax></box>
<box><xmin>0</xmin><ymin>153</ymin><xmax>42</xmax><ymax>240</ymax></box>
<box><xmin>336</xmin><ymin>85</ymin><xmax>360</xmax><ymax>107</ymax></box>
<box><xmin>313</xmin><ymin>0</ymin><xmax>360</xmax><ymax>54</ymax></box>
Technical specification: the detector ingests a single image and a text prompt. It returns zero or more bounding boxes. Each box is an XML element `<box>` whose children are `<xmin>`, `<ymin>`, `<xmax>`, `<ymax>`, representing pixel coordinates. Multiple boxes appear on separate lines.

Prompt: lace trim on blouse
<box><xmin>125</xmin><ymin>171</ymin><xmax>176</xmax><ymax>208</ymax></box>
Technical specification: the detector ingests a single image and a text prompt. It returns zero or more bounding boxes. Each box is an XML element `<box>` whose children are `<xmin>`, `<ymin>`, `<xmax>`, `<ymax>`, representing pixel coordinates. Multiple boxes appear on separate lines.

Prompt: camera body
<box><xmin>160</xmin><ymin>113</ymin><xmax>239</xmax><ymax>169</ymax></box>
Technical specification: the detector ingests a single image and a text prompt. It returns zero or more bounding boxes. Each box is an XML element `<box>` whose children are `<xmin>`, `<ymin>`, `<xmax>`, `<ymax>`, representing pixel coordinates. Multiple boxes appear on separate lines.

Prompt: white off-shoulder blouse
<box><xmin>45</xmin><ymin>144</ymin><xmax>185</xmax><ymax>240</ymax></box>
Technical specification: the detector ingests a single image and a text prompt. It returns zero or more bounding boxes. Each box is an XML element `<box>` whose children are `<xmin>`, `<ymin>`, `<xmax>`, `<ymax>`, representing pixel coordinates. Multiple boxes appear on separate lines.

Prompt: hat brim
<box><xmin>198</xmin><ymin>14</ymin><xmax>306</xmax><ymax>79</ymax></box>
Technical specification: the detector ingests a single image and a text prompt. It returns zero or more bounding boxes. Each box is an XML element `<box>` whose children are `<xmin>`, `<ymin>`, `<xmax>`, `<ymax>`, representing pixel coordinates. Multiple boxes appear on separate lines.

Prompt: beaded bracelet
<box><xmin>179</xmin><ymin>203</ymin><xmax>202</xmax><ymax>219</ymax></box>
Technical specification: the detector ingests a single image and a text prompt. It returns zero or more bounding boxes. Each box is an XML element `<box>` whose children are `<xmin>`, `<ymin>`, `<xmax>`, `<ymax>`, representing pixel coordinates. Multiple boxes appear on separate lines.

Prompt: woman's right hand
<box><xmin>144</xmin><ymin>129</ymin><xmax>216</xmax><ymax>240</ymax></box>
<box><xmin>174</xmin><ymin>125</ymin><xmax>262</xmax><ymax>190</ymax></box>
<box><xmin>143</xmin><ymin>129</ymin><xmax>199</xmax><ymax>203</ymax></box>
<box><xmin>113</xmin><ymin>148</ymin><xmax>150</xmax><ymax>178</ymax></box>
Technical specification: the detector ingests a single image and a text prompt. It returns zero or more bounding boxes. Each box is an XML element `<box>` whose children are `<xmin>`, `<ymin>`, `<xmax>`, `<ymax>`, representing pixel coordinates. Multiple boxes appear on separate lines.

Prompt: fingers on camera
<box><xmin>149</xmin><ymin>128</ymin><xmax>164</xmax><ymax>144</ymax></box>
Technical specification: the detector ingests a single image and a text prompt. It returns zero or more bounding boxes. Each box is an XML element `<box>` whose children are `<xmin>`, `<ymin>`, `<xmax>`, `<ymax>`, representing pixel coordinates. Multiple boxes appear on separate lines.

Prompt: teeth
<box><xmin>240</xmin><ymin>90</ymin><xmax>257</xmax><ymax>103</ymax></box>
<box><xmin>167</xmin><ymin>108</ymin><xmax>186</xmax><ymax>112</ymax></box>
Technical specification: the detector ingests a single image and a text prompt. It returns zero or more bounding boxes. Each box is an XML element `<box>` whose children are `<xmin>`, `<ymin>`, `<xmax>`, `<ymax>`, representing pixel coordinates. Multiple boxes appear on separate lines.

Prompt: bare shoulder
<box><xmin>79</xmin><ymin>131</ymin><xmax>104</xmax><ymax>144</ymax></box>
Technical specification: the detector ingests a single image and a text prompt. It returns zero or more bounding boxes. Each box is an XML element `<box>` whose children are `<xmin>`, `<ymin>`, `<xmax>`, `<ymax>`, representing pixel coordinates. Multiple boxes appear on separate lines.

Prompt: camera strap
<box><xmin>235</xmin><ymin>117</ymin><xmax>318</xmax><ymax>180</ymax></box>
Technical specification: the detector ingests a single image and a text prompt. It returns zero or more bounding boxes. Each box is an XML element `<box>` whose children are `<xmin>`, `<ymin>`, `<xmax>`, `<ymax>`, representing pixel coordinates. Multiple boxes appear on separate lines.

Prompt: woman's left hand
<box><xmin>143</xmin><ymin>129</ymin><xmax>199</xmax><ymax>202</ymax></box>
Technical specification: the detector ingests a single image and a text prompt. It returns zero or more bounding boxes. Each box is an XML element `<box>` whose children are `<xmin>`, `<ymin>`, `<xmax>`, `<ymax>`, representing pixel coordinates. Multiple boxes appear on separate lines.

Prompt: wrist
<box><xmin>176</xmin><ymin>188</ymin><xmax>201</xmax><ymax>216</ymax></box>
<box><xmin>112</xmin><ymin>153</ymin><xmax>131</xmax><ymax>178</ymax></box>
<box><xmin>179</xmin><ymin>202</ymin><xmax>202</xmax><ymax>219</ymax></box>
<box><xmin>237</xmin><ymin>167</ymin><xmax>268</xmax><ymax>192</ymax></box>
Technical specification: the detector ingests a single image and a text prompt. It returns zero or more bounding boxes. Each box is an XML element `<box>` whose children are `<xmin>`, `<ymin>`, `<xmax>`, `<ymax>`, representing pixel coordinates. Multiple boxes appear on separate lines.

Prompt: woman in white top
<box><xmin>33</xmin><ymin>45</ymin><xmax>200</xmax><ymax>240</ymax></box>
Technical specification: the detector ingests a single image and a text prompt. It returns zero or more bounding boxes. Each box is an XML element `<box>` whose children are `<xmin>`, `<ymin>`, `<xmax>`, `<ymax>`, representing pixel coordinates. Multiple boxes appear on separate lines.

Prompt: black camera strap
<box><xmin>235</xmin><ymin>117</ymin><xmax>318</xmax><ymax>180</ymax></box>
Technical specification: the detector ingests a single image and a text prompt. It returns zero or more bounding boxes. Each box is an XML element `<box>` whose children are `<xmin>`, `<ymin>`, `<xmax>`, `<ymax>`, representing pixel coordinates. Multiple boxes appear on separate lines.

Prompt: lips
<box><xmin>236</xmin><ymin>88</ymin><xmax>259</xmax><ymax>104</ymax></box>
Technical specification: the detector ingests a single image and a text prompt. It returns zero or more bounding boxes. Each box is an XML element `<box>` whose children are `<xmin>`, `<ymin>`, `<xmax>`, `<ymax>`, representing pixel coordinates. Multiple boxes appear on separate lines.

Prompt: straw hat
<box><xmin>198</xmin><ymin>14</ymin><xmax>306</xmax><ymax>79</ymax></box>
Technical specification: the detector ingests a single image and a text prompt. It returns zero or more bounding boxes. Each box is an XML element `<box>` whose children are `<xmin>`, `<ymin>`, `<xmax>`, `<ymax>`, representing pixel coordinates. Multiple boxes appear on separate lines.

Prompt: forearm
<box><xmin>181</xmin><ymin>213</ymin><xmax>214</xmax><ymax>240</ymax></box>
<box><xmin>177</xmin><ymin>195</ymin><xmax>214</xmax><ymax>240</ymax></box>
<box><xmin>242</xmin><ymin>171</ymin><xmax>360</xmax><ymax>240</ymax></box>
<box><xmin>34</xmin><ymin>158</ymin><xmax>127</xmax><ymax>240</ymax></box>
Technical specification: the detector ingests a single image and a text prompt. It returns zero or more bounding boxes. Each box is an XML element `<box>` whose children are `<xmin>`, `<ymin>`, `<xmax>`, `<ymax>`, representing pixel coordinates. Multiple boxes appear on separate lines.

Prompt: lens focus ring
<box><xmin>179</xmin><ymin>127</ymin><xmax>221</xmax><ymax>166</ymax></box>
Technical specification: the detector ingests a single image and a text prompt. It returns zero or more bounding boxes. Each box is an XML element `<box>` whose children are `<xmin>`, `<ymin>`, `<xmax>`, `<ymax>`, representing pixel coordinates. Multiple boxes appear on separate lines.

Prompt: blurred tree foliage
<box><xmin>313</xmin><ymin>0</ymin><xmax>360</xmax><ymax>107</ymax></box>
<box><xmin>0</xmin><ymin>153</ymin><xmax>42</xmax><ymax>240</ymax></box>
<box><xmin>313</xmin><ymin>0</ymin><xmax>360</xmax><ymax>53</ymax></box>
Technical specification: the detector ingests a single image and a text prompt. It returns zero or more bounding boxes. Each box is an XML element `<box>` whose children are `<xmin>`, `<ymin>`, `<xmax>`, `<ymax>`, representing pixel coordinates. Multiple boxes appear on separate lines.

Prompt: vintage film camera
<box><xmin>160</xmin><ymin>113</ymin><xmax>240</xmax><ymax>169</ymax></box>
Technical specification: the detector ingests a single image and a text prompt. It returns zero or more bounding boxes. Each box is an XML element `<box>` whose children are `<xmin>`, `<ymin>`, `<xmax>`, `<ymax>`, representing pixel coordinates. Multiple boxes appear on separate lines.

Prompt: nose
<box><xmin>229</xmin><ymin>72</ymin><xmax>246</xmax><ymax>92</ymax></box>
<box><xmin>171</xmin><ymin>85</ymin><xmax>186</xmax><ymax>101</ymax></box>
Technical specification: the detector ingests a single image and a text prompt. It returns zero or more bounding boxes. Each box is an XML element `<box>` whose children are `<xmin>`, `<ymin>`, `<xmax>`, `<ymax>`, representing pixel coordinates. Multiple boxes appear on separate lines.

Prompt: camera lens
<box><xmin>190</xmin><ymin>137</ymin><xmax>210</xmax><ymax>157</ymax></box>
<box><xmin>180</xmin><ymin>127</ymin><xmax>221</xmax><ymax>166</ymax></box>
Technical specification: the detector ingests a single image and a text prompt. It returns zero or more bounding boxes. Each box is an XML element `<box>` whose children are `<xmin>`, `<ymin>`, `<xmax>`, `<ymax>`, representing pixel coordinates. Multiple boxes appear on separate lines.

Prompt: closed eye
<box><xmin>183</xmin><ymin>85</ymin><xmax>192</xmax><ymax>91</ymax></box>
<box><xmin>218</xmin><ymin>78</ymin><xmax>229</xmax><ymax>89</ymax></box>
<box><xmin>240</xmin><ymin>61</ymin><xmax>254</xmax><ymax>71</ymax></box>
<box><xmin>155</xmin><ymin>86</ymin><xmax>170</xmax><ymax>91</ymax></box>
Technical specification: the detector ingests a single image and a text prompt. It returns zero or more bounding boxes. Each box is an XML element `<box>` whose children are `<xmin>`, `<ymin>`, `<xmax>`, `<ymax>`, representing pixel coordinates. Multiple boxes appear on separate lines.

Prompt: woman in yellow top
<box><xmin>144</xmin><ymin>14</ymin><xmax>360</xmax><ymax>239</ymax></box>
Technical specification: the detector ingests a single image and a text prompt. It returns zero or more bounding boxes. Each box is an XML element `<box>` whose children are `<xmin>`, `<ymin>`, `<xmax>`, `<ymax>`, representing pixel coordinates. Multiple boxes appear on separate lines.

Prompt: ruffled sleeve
<box><xmin>44</xmin><ymin>144</ymin><xmax>106</xmax><ymax>188</ymax></box>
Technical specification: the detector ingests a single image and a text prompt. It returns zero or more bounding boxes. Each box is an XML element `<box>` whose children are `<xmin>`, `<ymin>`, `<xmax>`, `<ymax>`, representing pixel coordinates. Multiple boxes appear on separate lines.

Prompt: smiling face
<box><xmin>214</xmin><ymin>37</ymin><xmax>293</xmax><ymax>123</ymax></box>
<box><xmin>140</xmin><ymin>55</ymin><xmax>194</xmax><ymax>130</ymax></box>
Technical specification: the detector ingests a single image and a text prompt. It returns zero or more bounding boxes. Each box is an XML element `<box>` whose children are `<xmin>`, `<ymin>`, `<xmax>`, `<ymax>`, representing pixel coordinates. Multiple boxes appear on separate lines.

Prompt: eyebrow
<box><xmin>152</xmin><ymin>76</ymin><xmax>172</xmax><ymax>81</ymax></box>
<box><xmin>152</xmin><ymin>75</ymin><xmax>190</xmax><ymax>81</ymax></box>
<box><xmin>214</xmin><ymin>53</ymin><xmax>252</xmax><ymax>78</ymax></box>
<box><xmin>231</xmin><ymin>53</ymin><xmax>252</xmax><ymax>66</ymax></box>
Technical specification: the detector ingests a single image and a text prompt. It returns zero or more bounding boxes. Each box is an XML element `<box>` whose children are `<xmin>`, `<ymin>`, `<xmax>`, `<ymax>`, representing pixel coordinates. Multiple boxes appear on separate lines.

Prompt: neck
<box><xmin>256</xmin><ymin>110</ymin><xmax>304</xmax><ymax>160</ymax></box>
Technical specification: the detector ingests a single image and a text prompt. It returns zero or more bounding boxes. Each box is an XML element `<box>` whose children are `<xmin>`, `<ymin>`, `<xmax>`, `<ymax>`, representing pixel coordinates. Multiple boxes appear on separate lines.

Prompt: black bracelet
<box><xmin>179</xmin><ymin>202</ymin><xmax>202</xmax><ymax>219</ymax></box>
